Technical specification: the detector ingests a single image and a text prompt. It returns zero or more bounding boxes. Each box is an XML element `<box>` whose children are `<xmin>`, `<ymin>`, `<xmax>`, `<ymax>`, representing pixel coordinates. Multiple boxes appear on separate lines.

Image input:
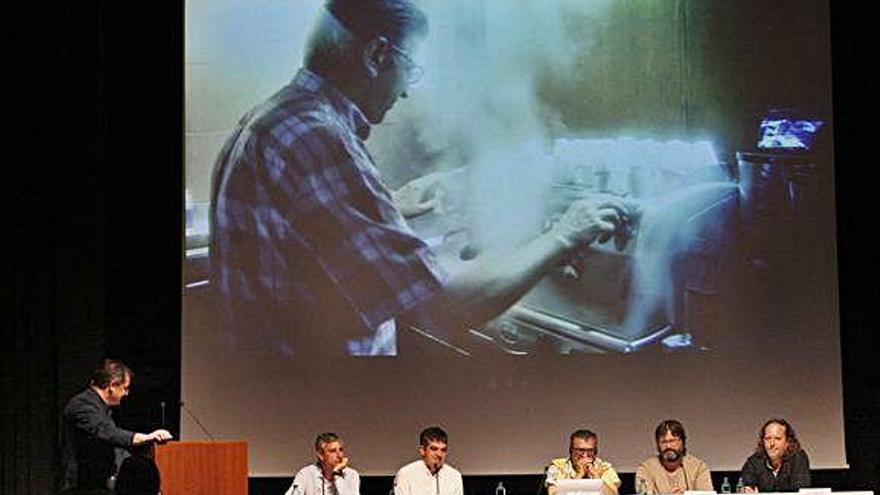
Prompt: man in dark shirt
<box><xmin>60</xmin><ymin>359</ymin><xmax>172</xmax><ymax>492</ymax></box>
<box><xmin>740</xmin><ymin>418</ymin><xmax>811</xmax><ymax>492</ymax></box>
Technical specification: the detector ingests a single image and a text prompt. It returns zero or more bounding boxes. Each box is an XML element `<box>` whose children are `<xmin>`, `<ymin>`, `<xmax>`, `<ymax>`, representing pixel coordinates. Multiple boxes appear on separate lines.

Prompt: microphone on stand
<box><xmin>160</xmin><ymin>401</ymin><xmax>166</xmax><ymax>429</ymax></box>
<box><xmin>179</xmin><ymin>401</ymin><xmax>217</xmax><ymax>441</ymax></box>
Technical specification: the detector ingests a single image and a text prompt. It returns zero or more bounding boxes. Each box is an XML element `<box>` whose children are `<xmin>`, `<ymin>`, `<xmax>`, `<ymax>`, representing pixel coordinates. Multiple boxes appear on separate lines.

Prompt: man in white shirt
<box><xmin>394</xmin><ymin>427</ymin><xmax>463</xmax><ymax>495</ymax></box>
<box><xmin>285</xmin><ymin>432</ymin><xmax>360</xmax><ymax>495</ymax></box>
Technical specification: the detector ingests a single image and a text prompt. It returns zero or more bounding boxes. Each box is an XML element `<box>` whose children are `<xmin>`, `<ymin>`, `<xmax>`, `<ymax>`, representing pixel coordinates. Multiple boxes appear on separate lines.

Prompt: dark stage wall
<box><xmin>3</xmin><ymin>2</ymin><xmax>877</xmax><ymax>494</ymax></box>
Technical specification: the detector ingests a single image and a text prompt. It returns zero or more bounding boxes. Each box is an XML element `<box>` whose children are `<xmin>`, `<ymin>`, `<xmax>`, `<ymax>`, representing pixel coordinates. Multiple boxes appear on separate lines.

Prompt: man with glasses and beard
<box><xmin>635</xmin><ymin>420</ymin><xmax>713</xmax><ymax>494</ymax></box>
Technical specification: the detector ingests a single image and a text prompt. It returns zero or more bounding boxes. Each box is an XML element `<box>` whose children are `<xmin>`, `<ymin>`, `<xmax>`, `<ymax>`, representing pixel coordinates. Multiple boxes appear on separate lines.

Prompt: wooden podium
<box><xmin>155</xmin><ymin>441</ymin><xmax>248</xmax><ymax>495</ymax></box>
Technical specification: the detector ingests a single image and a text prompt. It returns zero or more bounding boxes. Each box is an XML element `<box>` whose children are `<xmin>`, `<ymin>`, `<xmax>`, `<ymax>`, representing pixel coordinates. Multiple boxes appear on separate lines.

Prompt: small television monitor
<box><xmin>757</xmin><ymin>109</ymin><xmax>824</xmax><ymax>151</ymax></box>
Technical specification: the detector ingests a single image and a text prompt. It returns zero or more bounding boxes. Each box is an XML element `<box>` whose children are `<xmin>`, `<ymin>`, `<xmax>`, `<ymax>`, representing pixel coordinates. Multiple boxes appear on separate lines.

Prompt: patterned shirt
<box><xmin>210</xmin><ymin>69</ymin><xmax>447</xmax><ymax>355</ymax></box>
<box><xmin>545</xmin><ymin>457</ymin><xmax>621</xmax><ymax>491</ymax></box>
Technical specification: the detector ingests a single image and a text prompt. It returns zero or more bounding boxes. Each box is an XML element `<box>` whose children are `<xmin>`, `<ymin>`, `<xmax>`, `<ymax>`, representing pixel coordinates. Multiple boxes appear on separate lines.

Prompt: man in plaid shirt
<box><xmin>210</xmin><ymin>0</ymin><xmax>631</xmax><ymax>356</ymax></box>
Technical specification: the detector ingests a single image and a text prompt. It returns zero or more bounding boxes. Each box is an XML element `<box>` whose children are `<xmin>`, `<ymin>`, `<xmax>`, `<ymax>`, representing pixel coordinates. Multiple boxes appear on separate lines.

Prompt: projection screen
<box><xmin>183</xmin><ymin>0</ymin><xmax>845</xmax><ymax>475</ymax></box>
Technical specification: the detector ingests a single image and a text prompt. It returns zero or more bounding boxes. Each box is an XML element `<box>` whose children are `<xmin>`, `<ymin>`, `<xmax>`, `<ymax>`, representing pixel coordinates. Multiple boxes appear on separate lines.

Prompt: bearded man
<box><xmin>635</xmin><ymin>420</ymin><xmax>713</xmax><ymax>494</ymax></box>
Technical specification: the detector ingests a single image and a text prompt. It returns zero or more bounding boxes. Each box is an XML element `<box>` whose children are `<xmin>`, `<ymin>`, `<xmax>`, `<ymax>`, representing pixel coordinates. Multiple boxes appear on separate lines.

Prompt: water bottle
<box><xmin>735</xmin><ymin>477</ymin><xmax>745</xmax><ymax>493</ymax></box>
<box><xmin>721</xmin><ymin>476</ymin><xmax>732</xmax><ymax>494</ymax></box>
<box><xmin>495</xmin><ymin>481</ymin><xmax>507</xmax><ymax>495</ymax></box>
<box><xmin>635</xmin><ymin>476</ymin><xmax>648</xmax><ymax>495</ymax></box>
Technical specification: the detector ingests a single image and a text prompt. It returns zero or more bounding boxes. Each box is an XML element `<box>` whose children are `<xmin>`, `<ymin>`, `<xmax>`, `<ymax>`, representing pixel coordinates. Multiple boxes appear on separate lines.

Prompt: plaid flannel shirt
<box><xmin>209</xmin><ymin>69</ymin><xmax>447</xmax><ymax>355</ymax></box>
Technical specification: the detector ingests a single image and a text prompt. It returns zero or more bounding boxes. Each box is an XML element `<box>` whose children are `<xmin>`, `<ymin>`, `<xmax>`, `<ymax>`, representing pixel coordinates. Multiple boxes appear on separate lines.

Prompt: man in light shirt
<box><xmin>545</xmin><ymin>429</ymin><xmax>621</xmax><ymax>495</ymax></box>
<box><xmin>285</xmin><ymin>432</ymin><xmax>360</xmax><ymax>495</ymax></box>
<box><xmin>394</xmin><ymin>426</ymin><xmax>463</xmax><ymax>495</ymax></box>
<box><xmin>635</xmin><ymin>420</ymin><xmax>713</xmax><ymax>494</ymax></box>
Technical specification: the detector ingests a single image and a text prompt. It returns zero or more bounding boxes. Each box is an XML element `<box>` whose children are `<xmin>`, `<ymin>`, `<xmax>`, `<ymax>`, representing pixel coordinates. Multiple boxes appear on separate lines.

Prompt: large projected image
<box><xmin>183</xmin><ymin>0</ymin><xmax>843</xmax><ymax>476</ymax></box>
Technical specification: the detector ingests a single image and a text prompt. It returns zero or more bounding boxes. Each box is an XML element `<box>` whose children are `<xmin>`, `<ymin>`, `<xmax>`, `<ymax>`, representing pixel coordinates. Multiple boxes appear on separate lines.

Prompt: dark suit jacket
<box><xmin>60</xmin><ymin>387</ymin><xmax>135</xmax><ymax>490</ymax></box>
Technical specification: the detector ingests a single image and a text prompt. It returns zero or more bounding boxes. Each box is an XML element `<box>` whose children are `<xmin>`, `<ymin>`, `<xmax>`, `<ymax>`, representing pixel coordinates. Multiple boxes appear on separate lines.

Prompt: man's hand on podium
<box><xmin>133</xmin><ymin>429</ymin><xmax>174</xmax><ymax>446</ymax></box>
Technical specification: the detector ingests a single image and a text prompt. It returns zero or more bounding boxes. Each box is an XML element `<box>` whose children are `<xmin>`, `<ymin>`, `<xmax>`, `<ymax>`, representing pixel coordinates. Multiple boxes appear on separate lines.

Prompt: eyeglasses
<box><xmin>388</xmin><ymin>43</ymin><xmax>424</xmax><ymax>87</ymax></box>
<box><xmin>659</xmin><ymin>437</ymin><xmax>682</xmax><ymax>446</ymax></box>
<box><xmin>571</xmin><ymin>447</ymin><xmax>597</xmax><ymax>456</ymax></box>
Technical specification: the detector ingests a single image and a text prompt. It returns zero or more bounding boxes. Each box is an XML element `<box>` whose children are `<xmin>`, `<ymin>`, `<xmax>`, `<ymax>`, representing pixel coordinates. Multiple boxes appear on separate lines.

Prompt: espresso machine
<box><xmin>407</xmin><ymin>138</ymin><xmax>740</xmax><ymax>354</ymax></box>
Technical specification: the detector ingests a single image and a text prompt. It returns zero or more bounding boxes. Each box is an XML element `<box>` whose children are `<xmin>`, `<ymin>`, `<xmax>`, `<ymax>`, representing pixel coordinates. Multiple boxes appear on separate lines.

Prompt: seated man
<box><xmin>635</xmin><ymin>420</ymin><xmax>713</xmax><ymax>494</ymax></box>
<box><xmin>545</xmin><ymin>429</ymin><xmax>620</xmax><ymax>495</ymax></box>
<box><xmin>740</xmin><ymin>418</ymin><xmax>810</xmax><ymax>492</ymax></box>
<box><xmin>394</xmin><ymin>426</ymin><xmax>463</xmax><ymax>495</ymax></box>
<box><xmin>285</xmin><ymin>432</ymin><xmax>360</xmax><ymax>495</ymax></box>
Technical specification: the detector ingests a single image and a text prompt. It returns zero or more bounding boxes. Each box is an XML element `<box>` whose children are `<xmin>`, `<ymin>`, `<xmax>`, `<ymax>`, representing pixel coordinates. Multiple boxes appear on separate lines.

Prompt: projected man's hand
<box><xmin>392</xmin><ymin>170</ymin><xmax>447</xmax><ymax>218</ymax></box>
<box><xmin>553</xmin><ymin>197</ymin><xmax>628</xmax><ymax>249</ymax></box>
<box><xmin>597</xmin><ymin>198</ymin><xmax>640</xmax><ymax>251</ymax></box>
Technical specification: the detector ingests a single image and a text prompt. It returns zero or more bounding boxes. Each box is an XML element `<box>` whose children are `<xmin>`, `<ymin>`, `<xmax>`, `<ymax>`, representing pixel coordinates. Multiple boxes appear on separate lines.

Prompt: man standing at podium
<box><xmin>60</xmin><ymin>359</ymin><xmax>173</xmax><ymax>492</ymax></box>
<box><xmin>285</xmin><ymin>432</ymin><xmax>360</xmax><ymax>495</ymax></box>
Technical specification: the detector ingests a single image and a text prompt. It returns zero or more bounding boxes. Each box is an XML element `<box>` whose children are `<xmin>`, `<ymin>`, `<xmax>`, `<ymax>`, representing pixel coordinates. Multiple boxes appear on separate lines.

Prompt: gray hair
<box><xmin>304</xmin><ymin>0</ymin><xmax>428</xmax><ymax>74</ymax></box>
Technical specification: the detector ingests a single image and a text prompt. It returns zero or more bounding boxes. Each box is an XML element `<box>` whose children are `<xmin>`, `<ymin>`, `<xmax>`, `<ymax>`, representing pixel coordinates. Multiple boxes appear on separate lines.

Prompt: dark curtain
<box><xmin>4</xmin><ymin>169</ymin><xmax>63</xmax><ymax>495</ymax></box>
<box><xmin>2</xmin><ymin>2</ymin><xmax>182</xmax><ymax>493</ymax></box>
